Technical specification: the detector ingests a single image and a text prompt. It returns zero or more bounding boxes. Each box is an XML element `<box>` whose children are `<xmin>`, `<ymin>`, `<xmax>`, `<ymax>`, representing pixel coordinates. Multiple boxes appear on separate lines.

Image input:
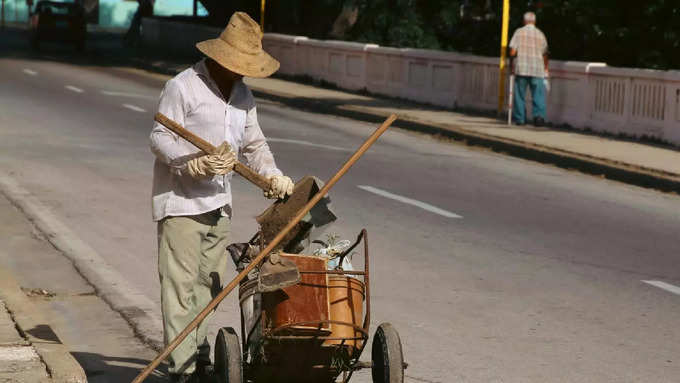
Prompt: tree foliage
<box><xmin>345</xmin><ymin>0</ymin><xmax>680</xmax><ymax>69</ymax></box>
<box><xmin>218</xmin><ymin>0</ymin><xmax>680</xmax><ymax>69</ymax></box>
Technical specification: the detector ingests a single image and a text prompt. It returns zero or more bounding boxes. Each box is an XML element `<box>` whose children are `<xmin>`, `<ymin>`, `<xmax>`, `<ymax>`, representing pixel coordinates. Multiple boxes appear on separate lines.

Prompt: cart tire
<box><xmin>371</xmin><ymin>323</ymin><xmax>404</xmax><ymax>383</ymax></box>
<box><xmin>214</xmin><ymin>327</ymin><xmax>242</xmax><ymax>383</ymax></box>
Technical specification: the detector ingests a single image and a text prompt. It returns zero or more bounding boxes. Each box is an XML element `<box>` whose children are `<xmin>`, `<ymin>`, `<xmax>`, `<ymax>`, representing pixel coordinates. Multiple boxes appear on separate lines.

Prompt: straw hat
<box><xmin>196</xmin><ymin>12</ymin><xmax>280</xmax><ymax>78</ymax></box>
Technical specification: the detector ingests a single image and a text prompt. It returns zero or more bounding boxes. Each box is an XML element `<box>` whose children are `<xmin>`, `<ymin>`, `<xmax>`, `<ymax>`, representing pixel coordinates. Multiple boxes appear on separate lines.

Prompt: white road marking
<box><xmin>101</xmin><ymin>90</ymin><xmax>155</xmax><ymax>100</ymax></box>
<box><xmin>268</xmin><ymin>138</ymin><xmax>350</xmax><ymax>152</ymax></box>
<box><xmin>358</xmin><ymin>185</ymin><xmax>463</xmax><ymax>219</ymax></box>
<box><xmin>23</xmin><ymin>68</ymin><xmax>38</xmax><ymax>76</ymax></box>
<box><xmin>65</xmin><ymin>85</ymin><xmax>84</xmax><ymax>93</ymax></box>
<box><xmin>642</xmin><ymin>280</ymin><xmax>680</xmax><ymax>296</ymax></box>
<box><xmin>0</xmin><ymin>346</ymin><xmax>39</xmax><ymax>361</ymax></box>
<box><xmin>122</xmin><ymin>103</ymin><xmax>146</xmax><ymax>113</ymax></box>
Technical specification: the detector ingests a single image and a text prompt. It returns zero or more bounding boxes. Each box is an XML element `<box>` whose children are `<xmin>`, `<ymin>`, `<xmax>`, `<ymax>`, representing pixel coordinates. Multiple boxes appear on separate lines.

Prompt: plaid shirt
<box><xmin>509</xmin><ymin>24</ymin><xmax>548</xmax><ymax>78</ymax></box>
<box><xmin>150</xmin><ymin>59</ymin><xmax>282</xmax><ymax>222</ymax></box>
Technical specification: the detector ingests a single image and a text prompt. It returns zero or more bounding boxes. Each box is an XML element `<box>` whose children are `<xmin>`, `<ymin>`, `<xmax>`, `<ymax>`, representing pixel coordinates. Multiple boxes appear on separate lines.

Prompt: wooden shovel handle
<box><xmin>131</xmin><ymin>113</ymin><xmax>398</xmax><ymax>383</ymax></box>
<box><xmin>154</xmin><ymin>113</ymin><xmax>271</xmax><ymax>191</ymax></box>
<box><xmin>234</xmin><ymin>162</ymin><xmax>271</xmax><ymax>191</ymax></box>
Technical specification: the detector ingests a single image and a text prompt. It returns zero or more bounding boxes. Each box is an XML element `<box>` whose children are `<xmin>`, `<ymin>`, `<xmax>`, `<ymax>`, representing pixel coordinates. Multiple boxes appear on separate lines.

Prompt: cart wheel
<box><xmin>371</xmin><ymin>323</ymin><xmax>404</xmax><ymax>383</ymax></box>
<box><xmin>214</xmin><ymin>327</ymin><xmax>242</xmax><ymax>383</ymax></box>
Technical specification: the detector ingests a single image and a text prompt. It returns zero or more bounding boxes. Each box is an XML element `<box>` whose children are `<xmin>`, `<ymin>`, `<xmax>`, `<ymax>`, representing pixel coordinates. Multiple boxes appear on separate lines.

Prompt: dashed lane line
<box><xmin>122</xmin><ymin>103</ymin><xmax>146</xmax><ymax>113</ymax></box>
<box><xmin>65</xmin><ymin>85</ymin><xmax>84</xmax><ymax>93</ymax></box>
<box><xmin>268</xmin><ymin>138</ymin><xmax>351</xmax><ymax>152</ymax></box>
<box><xmin>23</xmin><ymin>68</ymin><xmax>38</xmax><ymax>76</ymax></box>
<box><xmin>358</xmin><ymin>185</ymin><xmax>463</xmax><ymax>219</ymax></box>
<box><xmin>642</xmin><ymin>280</ymin><xmax>680</xmax><ymax>296</ymax></box>
<box><xmin>101</xmin><ymin>90</ymin><xmax>156</xmax><ymax>100</ymax></box>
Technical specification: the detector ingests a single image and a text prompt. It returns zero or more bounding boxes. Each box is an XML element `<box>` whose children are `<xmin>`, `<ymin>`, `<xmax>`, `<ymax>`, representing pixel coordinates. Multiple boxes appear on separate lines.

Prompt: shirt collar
<box><xmin>194</xmin><ymin>58</ymin><xmax>242</xmax><ymax>103</ymax></box>
<box><xmin>194</xmin><ymin>58</ymin><xmax>211</xmax><ymax>81</ymax></box>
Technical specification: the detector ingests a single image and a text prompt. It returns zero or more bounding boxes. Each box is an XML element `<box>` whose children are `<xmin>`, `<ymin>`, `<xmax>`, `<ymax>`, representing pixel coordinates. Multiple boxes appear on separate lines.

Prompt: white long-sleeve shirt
<box><xmin>150</xmin><ymin>59</ymin><xmax>282</xmax><ymax>221</ymax></box>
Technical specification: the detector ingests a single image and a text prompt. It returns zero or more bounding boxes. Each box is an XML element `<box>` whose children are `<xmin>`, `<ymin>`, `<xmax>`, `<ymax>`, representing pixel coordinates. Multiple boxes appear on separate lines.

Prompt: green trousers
<box><xmin>158</xmin><ymin>211</ymin><xmax>231</xmax><ymax>375</ymax></box>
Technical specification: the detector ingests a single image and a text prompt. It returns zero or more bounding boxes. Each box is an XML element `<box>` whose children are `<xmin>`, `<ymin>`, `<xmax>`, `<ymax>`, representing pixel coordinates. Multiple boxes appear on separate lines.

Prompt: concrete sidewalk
<box><xmin>0</xmin><ymin>183</ymin><xmax>167</xmax><ymax>382</ymax></box>
<box><xmin>135</xmin><ymin>57</ymin><xmax>680</xmax><ymax>193</ymax></box>
<box><xmin>0</xmin><ymin>270</ymin><xmax>86</xmax><ymax>383</ymax></box>
<box><xmin>0</xmin><ymin>297</ymin><xmax>49</xmax><ymax>382</ymax></box>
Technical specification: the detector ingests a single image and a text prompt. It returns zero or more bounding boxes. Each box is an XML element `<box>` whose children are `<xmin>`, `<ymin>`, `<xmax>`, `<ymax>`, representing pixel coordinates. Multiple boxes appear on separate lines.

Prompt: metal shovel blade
<box><xmin>256</xmin><ymin>176</ymin><xmax>336</xmax><ymax>253</ymax></box>
<box><xmin>257</xmin><ymin>252</ymin><xmax>301</xmax><ymax>292</ymax></box>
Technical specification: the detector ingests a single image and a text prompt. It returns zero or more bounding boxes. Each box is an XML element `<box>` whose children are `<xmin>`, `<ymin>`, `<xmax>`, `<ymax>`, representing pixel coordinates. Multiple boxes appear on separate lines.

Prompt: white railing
<box><xmin>141</xmin><ymin>18</ymin><xmax>680</xmax><ymax>145</ymax></box>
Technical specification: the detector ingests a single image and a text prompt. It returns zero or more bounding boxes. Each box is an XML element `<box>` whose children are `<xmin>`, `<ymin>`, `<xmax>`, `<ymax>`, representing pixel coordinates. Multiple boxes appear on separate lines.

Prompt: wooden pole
<box><xmin>131</xmin><ymin>114</ymin><xmax>398</xmax><ymax>383</ymax></box>
<box><xmin>154</xmin><ymin>112</ymin><xmax>272</xmax><ymax>192</ymax></box>
<box><xmin>497</xmin><ymin>0</ymin><xmax>510</xmax><ymax>114</ymax></box>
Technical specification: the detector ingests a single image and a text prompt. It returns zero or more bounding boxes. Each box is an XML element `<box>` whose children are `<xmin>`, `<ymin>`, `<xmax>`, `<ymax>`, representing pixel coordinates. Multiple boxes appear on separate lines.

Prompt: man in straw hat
<box><xmin>150</xmin><ymin>11</ymin><xmax>293</xmax><ymax>383</ymax></box>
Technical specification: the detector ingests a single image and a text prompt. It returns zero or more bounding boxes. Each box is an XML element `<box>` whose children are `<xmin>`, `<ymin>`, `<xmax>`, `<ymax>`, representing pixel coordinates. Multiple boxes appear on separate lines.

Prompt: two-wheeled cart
<box><xmin>214</xmin><ymin>229</ymin><xmax>407</xmax><ymax>383</ymax></box>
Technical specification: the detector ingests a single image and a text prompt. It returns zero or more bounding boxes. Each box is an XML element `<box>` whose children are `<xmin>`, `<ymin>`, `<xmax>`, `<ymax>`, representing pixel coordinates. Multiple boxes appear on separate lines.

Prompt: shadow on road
<box><xmin>25</xmin><ymin>323</ymin><xmax>62</xmax><ymax>343</ymax></box>
<box><xmin>72</xmin><ymin>351</ymin><xmax>167</xmax><ymax>383</ymax></box>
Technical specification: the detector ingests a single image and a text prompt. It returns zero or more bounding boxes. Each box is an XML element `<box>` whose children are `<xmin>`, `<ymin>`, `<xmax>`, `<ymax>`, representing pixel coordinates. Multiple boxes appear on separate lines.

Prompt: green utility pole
<box><xmin>497</xmin><ymin>0</ymin><xmax>510</xmax><ymax>114</ymax></box>
<box><xmin>1</xmin><ymin>0</ymin><xmax>5</xmax><ymax>29</ymax></box>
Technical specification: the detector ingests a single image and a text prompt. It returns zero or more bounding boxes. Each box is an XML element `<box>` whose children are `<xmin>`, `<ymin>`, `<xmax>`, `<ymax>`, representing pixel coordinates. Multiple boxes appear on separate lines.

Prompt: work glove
<box><xmin>265</xmin><ymin>175</ymin><xmax>294</xmax><ymax>200</ymax></box>
<box><xmin>186</xmin><ymin>142</ymin><xmax>236</xmax><ymax>179</ymax></box>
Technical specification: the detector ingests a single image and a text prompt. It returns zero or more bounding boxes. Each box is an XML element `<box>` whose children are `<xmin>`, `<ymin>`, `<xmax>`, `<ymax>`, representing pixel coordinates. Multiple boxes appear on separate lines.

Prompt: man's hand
<box><xmin>186</xmin><ymin>142</ymin><xmax>236</xmax><ymax>179</ymax></box>
<box><xmin>265</xmin><ymin>175</ymin><xmax>294</xmax><ymax>199</ymax></box>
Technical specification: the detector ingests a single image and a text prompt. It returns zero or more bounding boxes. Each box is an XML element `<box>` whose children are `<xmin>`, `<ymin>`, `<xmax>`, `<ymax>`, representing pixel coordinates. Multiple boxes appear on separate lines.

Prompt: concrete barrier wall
<box><xmin>141</xmin><ymin>18</ymin><xmax>680</xmax><ymax>145</ymax></box>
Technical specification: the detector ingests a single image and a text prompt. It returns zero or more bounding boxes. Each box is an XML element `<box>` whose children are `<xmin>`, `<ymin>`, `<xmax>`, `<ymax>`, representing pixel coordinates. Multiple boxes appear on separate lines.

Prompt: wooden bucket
<box><xmin>323</xmin><ymin>276</ymin><xmax>365</xmax><ymax>349</ymax></box>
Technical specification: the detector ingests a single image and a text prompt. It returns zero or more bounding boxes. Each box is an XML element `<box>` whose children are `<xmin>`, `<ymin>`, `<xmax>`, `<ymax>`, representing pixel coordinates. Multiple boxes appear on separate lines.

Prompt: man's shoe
<box><xmin>196</xmin><ymin>360</ymin><xmax>215</xmax><ymax>383</ymax></box>
<box><xmin>533</xmin><ymin>117</ymin><xmax>545</xmax><ymax>127</ymax></box>
<box><xmin>169</xmin><ymin>373</ymin><xmax>200</xmax><ymax>383</ymax></box>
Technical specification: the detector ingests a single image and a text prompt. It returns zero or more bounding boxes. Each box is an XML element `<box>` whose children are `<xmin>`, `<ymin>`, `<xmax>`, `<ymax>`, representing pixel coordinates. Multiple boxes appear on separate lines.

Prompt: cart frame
<box><xmin>244</xmin><ymin>229</ymin><xmax>372</xmax><ymax>383</ymax></box>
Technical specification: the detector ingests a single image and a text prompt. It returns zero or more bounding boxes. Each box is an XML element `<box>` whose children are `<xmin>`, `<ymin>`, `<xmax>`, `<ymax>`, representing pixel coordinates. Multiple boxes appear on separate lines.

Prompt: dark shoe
<box><xmin>533</xmin><ymin>117</ymin><xmax>545</xmax><ymax>127</ymax></box>
<box><xmin>169</xmin><ymin>373</ymin><xmax>200</xmax><ymax>383</ymax></box>
<box><xmin>196</xmin><ymin>360</ymin><xmax>215</xmax><ymax>383</ymax></box>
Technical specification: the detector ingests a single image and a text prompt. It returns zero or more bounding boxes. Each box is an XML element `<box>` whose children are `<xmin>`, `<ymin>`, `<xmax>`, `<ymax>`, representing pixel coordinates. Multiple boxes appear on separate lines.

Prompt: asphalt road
<box><xmin>1</xmin><ymin>29</ymin><xmax>680</xmax><ymax>382</ymax></box>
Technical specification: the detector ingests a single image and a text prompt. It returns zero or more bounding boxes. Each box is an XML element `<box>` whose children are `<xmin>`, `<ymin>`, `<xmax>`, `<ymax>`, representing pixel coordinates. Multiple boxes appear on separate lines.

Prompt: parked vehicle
<box><xmin>29</xmin><ymin>0</ymin><xmax>86</xmax><ymax>51</ymax></box>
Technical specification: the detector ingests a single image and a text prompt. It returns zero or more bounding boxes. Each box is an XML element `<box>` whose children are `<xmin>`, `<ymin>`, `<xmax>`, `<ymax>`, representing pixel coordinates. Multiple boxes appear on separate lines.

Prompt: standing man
<box><xmin>150</xmin><ymin>12</ymin><xmax>294</xmax><ymax>383</ymax></box>
<box><xmin>509</xmin><ymin>11</ymin><xmax>549</xmax><ymax>126</ymax></box>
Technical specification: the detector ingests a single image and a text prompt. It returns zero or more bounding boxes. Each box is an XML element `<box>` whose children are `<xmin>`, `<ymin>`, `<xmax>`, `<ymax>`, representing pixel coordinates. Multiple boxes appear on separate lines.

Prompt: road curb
<box><xmin>0</xmin><ymin>268</ymin><xmax>87</xmax><ymax>382</ymax></box>
<box><xmin>247</xmin><ymin>86</ymin><xmax>680</xmax><ymax>194</ymax></box>
<box><xmin>0</xmin><ymin>175</ymin><xmax>165</xmax><ymax>353</ymax></box>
